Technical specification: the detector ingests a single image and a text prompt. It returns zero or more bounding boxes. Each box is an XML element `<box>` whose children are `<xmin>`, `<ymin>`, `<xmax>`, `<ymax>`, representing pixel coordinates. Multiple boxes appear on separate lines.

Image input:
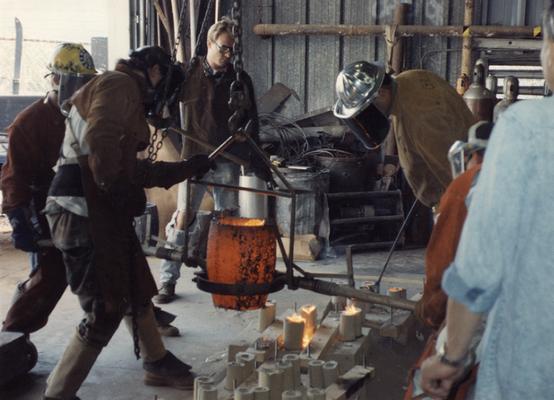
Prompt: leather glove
<box><xmin>6</xmin><ymin>207</ymin><xmax>40</xmax><ymax>252</ymax></box>
<box><xmin>184</xmin><ymin>154</ymin><xmax>214</xmax><ymax>179</ymax></box>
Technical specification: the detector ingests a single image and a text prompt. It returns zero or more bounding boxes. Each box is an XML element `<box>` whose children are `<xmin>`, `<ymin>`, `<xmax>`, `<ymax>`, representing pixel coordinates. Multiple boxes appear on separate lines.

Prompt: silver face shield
<box><xmin>448</xmin><ymin>140</ymin><xmax>466</xmax><ymax>179</ymax></box>
<box><xmin>58</xmin><ymin>73</ymin><xmax>94</xmax><ymax>115</ymax></box>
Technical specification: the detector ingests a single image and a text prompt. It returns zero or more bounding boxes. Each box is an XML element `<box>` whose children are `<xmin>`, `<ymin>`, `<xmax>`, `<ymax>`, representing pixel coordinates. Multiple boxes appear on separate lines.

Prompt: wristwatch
<box><xmin>437</xmin><ymin>341</ymin><xmax>467</xmax><ymax>368</ymax></box>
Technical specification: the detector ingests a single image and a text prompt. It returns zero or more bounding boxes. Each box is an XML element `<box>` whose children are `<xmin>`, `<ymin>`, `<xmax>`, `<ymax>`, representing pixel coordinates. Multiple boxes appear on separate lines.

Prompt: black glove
<box><xmin>184</xmin><ymin>154</ymin><xmax>214</xmax><ymax>179</ymax></box>
<box><xmin>6</xmin><ymin>207</ymin><xmax>40</xmax><ymax>252</ymax></box>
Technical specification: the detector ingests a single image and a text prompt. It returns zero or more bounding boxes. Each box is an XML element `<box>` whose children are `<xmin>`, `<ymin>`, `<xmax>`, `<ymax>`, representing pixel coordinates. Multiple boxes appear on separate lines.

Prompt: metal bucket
<box><xmin>274</xmin><ymin>168</ymin><xmax>330</xmax><ymax>235</ymax></box>
<box><xmin>238</xmin><ymin>174</ymin><xmax>268</xmax><ymax>219</ymax></box>
<box><xmin>206</xmin><ymin>216</ymin><xmax>276</xmax><ymax>310</ymax></box>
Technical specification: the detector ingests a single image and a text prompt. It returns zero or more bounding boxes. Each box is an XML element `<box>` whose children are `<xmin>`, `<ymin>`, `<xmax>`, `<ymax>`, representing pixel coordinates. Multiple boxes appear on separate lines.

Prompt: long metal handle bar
<box><xmin>295</xmin><ymin>277</ymin><xmax>416</xmax><ymax>312</ymax></box>
<box><xmin>189</xmin><ymin>179</ymin><xmax>296</xmax><ymax>198</ymax></box>
<box><xmin>166</xmin><ymin>127</ymin><xmax>249</xmax><ymax>166</ymax></box>
<box><xmin>375</xmin><ymin>198</ymin><xmax>419</xmax><ymax>287</ymax></box>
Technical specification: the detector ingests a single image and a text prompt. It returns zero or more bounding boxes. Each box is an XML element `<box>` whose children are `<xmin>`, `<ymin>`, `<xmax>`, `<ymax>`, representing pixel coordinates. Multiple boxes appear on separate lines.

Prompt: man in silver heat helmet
<box><xmin>333</xmin><ymin>61</ymin><xmax>476</xmax><ymax>208</ymax></box>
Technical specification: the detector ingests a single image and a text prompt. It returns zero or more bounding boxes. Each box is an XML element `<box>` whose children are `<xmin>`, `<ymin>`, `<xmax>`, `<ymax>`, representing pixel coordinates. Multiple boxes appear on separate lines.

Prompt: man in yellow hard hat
<box><xmin>1</xmin><ymin>43</ymin><xmax>96</xmax><ymax>336</ymax></box>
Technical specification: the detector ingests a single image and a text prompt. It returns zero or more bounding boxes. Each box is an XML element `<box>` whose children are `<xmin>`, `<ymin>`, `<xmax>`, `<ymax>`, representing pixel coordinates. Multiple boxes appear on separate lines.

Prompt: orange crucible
<box><xmin>206</xmin><ymin>216</ymin><xmax>277</xmax><ymax>310</ymax></box>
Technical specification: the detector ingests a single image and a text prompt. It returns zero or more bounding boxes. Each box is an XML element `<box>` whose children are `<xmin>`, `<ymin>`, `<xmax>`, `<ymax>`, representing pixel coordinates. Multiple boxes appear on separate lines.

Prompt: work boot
<box><xmin>153</xmin><ymin>283</ymin><xmax>176</xmax><ymax>304</ymax></box>
<box><xmin>157</xmin><ymin>324</ymin><xmax>180</xmax><ymax>337</ymax></box>
<box><xmin>143</xmin><ymin>350</ymin><xmax>195</xmax><ymax>390</ymax></box>
<box><xmin>44</xmin><ymin>332</ymin><xmax>101</xmax><ymax>400</ymax></box>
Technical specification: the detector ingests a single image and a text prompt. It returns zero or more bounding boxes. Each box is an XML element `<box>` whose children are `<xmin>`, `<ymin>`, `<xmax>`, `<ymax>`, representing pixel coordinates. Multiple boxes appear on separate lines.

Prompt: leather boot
<box><xmin>143</xmin><ymin>351</ymin><xmax>195</xmax><ymax>390</ymax></box>
<box><xmin>44</xmin><ymin>332</ymin><xmax>101</xmax><ymax>400</ymax></box>
<box><xmin>153</xmin><ymin>283</ymin><xmax>176</xmax><ymax>304</ymax></box>
<box><xmin>123</xmin><ymin>305</ymin><xmax>194</xmax><ymax>390</ymax></box>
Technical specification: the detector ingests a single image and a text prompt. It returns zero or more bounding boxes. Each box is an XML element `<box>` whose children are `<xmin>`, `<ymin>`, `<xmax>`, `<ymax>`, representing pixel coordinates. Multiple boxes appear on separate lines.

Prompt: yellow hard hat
<box><xmin>47</xmin><ymin>43</ymin><xmax>97</xmax><ymax>75</ymax></box>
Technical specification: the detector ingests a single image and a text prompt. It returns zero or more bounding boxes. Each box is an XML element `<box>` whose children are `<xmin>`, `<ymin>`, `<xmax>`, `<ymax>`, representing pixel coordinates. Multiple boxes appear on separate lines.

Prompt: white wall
<box><xmin>106</xmin><ymin>0</ymin><xmax>131</xmax><ymax>69</ymax></box>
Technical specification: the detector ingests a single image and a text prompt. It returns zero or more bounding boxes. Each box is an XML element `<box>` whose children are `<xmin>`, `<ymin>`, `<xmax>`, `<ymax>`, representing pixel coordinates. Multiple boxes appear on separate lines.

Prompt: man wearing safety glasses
<box><xmin>155</xmin><ymin>17</ymin><xmax>261</xmax><ymax>304</ymax></box>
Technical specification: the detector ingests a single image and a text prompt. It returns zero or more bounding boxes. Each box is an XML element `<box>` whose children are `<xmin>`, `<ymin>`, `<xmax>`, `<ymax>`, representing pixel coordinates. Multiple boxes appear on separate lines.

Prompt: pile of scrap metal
<box><xmin>257</xmin><ymin>83</ymin><xmax>404</xmax><ymax>254</ymax></box>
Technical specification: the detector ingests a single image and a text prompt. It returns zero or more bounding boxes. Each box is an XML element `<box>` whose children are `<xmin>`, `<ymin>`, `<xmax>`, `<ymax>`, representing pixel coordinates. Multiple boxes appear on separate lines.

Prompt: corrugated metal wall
<box><xmin>220</xmin><ymin>0</ymin><xmax>544</xmax><ymax>117</ymax></box>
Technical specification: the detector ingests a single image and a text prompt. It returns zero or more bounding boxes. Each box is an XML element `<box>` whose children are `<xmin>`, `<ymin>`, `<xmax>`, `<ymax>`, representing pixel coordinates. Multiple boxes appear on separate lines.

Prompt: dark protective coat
<box><xmin>390</xmin><ymin>70</ymin><xmax>476</xmax><ymax>207</ymax></box>
<box><xmin>180</xmin><ymin>57</ymin><xmax>259</xmax><ymax>162</ymax></box>
<box><xmin>0</xmin><ymin>97</ymin><xmax>67</xmax><ymax>333</ymax></box>
<box><xmin>68</xmin><ymin>63</ymin><xmax>196</xmax><ymax>311</ymax></box>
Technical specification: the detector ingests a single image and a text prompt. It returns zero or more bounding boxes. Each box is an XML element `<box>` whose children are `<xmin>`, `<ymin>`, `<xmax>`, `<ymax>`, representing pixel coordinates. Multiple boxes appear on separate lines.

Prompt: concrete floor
<box><xmin>0</xmin><ymin>224</ymin><xmax>426</xmax><ymax>400</ymax></box>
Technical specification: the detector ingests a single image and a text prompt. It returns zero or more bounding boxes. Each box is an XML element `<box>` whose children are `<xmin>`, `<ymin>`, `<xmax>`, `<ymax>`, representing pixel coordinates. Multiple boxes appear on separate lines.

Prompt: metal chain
<box><xmin>146</xmin><ymin>128</ymin><xmax>169</xmax><ymax>162</ymax></box>
<box><xmin>231</xmin><ymin>0</ymin><xmax>244</xmax><ymax>79</ymax></box>
<box><xmin>228</xmin><ymin>0</ymin><xmax>249</xmax><ymax>134</ymax></box>
<box><xmin>171</xmin><ymin>0</ymin><xmax>189</xmax><ymax>63</ymax></box>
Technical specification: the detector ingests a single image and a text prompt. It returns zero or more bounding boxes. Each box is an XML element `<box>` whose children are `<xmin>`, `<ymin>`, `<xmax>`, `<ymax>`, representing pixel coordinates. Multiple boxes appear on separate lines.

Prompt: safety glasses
<box><xmin>213</xmin><ymin>41</ymin><xmax>233</xmax><ymax>56</ymax></box>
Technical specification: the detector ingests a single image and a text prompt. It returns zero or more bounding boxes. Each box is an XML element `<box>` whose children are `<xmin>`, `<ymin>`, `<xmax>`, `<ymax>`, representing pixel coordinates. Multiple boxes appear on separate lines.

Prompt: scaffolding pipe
<box><xmin>252</xmin><ymin>24</ymin><xmax>538</xmax><ymax>38</ymax></box>
<box><xmin>459</xmin><ymin>0</ymin><xmax>475</xmax><ymax>95</ymax></box>
<box><xmin>391</xmin><ymin>4</ymin><xmax>410</xmax><ymax>75</ymax></box>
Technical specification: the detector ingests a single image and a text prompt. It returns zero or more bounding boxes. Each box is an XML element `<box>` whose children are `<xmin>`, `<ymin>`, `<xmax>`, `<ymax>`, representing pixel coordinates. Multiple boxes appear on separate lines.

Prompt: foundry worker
<box><xmin>404</xmin><ymin>121</ymin><xmax>493</xmax><ymax>400</ymax></box>
<box><xmin>41</xmin><ymin>46</ymin><xmax>212</xmax><ymax>399</ymax></box>
<box><xmin>155</xmin><ymin>16</ymin><xmax>263</xmax><ymax>304</ymax></box>
<box><xmin>1</xmin><ymin>43</ymin><xmax>178</xmax><ymax>351</ymax></box>
<box><xmin>415</xmin><ymin>121</ymin><xmax>493</xmax><ymax>330</ymax></box>
<box><xmin>333</xmin><ymin>61</ymin><xmax>476</xmax><ymax>208</ymax></box>
<box><xmin>1</xmin><ymin>43</ymin><xmax>96</xmax><ymax>335</ymax></box>
<box><xmin>420</xmin><ymin>3</ymin><xmax>554</xmax><ymax>398</ymax></box>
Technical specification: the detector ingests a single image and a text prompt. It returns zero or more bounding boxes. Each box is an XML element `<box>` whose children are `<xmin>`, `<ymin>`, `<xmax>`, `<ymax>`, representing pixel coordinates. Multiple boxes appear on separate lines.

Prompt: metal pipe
<box><xmin>171</xmin><ymin>0</ymin><xmax>184</xmax><ymax>61</ymax></box>
<box><xmin>460</xmin><ymin>0</ymin><xmax>475</xmax><ymax>95</ymax></box>
<box><xmin>189</xmin><ymin>0</ymin><xmax>197</xmax><ymax>55</ymax></box>
<box><xmin>190</xmin><ymin>179</ymin><xmax>294</xmax><ymax>198</ymax></box>
<box><xmin>166</xmin><ymin>127</ymin><xmax>249</xmax><ymax>166</ymax></box>
<box><xmin>12</xmin><ymin>18</ymin><xmax>22</xmax><ymax>95</ymax></box>
<box><xmin>215</xmin><ymin>0</ymin><xmax>220</xmax><ymax>23</ymax></box>
<box><xmin>252</xmin><ymin>23</ymin><xmax>537</xmax><ymax>38</ymax></box>
<box><xmin>288</xmin><ymin>193</ymin><xmax>297</xmax><ymax>288</ymax></box>
<box><xmin>391</xmin><ymin>4</ymin><xmax>410</xmax><ymax>74</ymax></box>
<box><xmin>295</xmin><ymin>278</ymin><xmax>416</xmax><ymax>312</ymax></box>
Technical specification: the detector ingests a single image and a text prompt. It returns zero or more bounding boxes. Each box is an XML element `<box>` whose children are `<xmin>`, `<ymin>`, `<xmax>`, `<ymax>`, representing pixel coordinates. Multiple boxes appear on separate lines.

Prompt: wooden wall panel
<box><xmin>273</xmin><ymin>0</ymin><xmax>307</xmax><ymax>117</ymax></box>
<box><xmin>242</xmin><ymin>0</ymin><xmax>273</xmax><ymax>100</ymax></box>
<box><xmin>306</xmin><ymin>0</ymin><xmax>342</xmax><ymax>112</ymax></box>
<box><xmin>342</xmin><ymin>0</ymin><xmax>375</xmax><ymax>65</ymax></box>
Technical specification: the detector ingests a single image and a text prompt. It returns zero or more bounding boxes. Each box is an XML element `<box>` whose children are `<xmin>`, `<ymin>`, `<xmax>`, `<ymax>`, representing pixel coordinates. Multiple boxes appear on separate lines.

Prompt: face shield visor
<box><xmin>58</xmin><ymin>73</ymin><xmax>94</xmax><ymax>116</ymax></box>
<box><xmin>146</xmin><ymin>63</ymin><xmax>186</xmax><ymax>128</ymax></box>
<box><xmin>333</xmin><ymin>61</ymin><xmax>391</xmax><ymax>149</ymax></box>
<box><xmin>447</xmin><ymin>140</ymin><xmax>467</xmax><ymax>179</ymax></box>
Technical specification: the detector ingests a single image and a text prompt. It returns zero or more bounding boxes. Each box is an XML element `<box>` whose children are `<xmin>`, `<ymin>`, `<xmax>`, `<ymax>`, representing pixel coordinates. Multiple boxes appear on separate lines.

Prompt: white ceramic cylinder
<box><xmin>239</xmin><ymin>174</ymin><xmax>268</xmax><ymax>219</ymax></box>
<box><xmin>225</xmin><ymin>361</ymin><xmax>246</xmax><ymax>390</ymax></box>
<box><xmin>322</xmin><ymin>360</ymin><xmax>339</xmax><ymax>387</ymax></box>
<box><xmin>306</xmin><ymin>388</ymin><xmax>326</xmax><ymax>400</ymax></box>
<box><xmin>253</xmin><ymin>386</ymin><xmax>271</xmax><ymax>400</ymax></box>
<box><xmin>281</xmin><ymin>354</ymin><xmax>301</xmax><ymax>389</ymax></box>
<box><xmin>198</xmin><ymin>383</ymin><xmax>218</xmax><ymax>400</ymax></box>
<box><xmin>281</xmin><ymin>390</ymin><xmax>302</xmax><ymax>400</ymax></box>
<box><xmin>235</xmin><ymin>387</ymin><xmax>254</xmax><ymax>400</ymax></box>
<box><xmin>284</xmin><ymin>315</ymin><xmax>305</xmax><ymax>351</ymax></box>
<box><xmin>277</xmin><ymin>360</ymin><xmax>295</xmax><ymax>391</ymax></box>
<box><xmin>300</xmin><ymin>304</ymin><xmax>317</xmax><ymax>338</ymax></box>
<box><xmin>194</xmin><ymin>376</ymin><xmax>215</xmax><ymax>400</ymax></box>
<box><xmin>308</xmin><ymin>359</ymin><xmax>325</xmax><ymax>389</ymax></box>
<box><xmin>252</xmin><ymin>348</ymin><xmax>268</xmax><ymax>363</ymax></box>
<box><xmin>258</xmin><ymin>301</ymin><xmax>277</xmax><ymax>332</ymax></box>
<box><xmin>236</xmin><ymin>352</ymin><xmax>256</xmax><ymax>377</ymax></box>
<box><xmin>259</xmin><ymin>367</ymin><xmax>284</xmax><ymax>400</ymax></box>
<box><xmin>339</xmin><ymin>310</ymin><xmax>360</xmax><ymax>342</ymax></box>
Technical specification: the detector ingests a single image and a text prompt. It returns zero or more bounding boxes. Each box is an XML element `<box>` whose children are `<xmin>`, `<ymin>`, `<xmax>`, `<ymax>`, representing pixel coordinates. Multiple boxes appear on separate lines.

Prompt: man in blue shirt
<box><xmin>420</xmin><ymin>3</ymin><xmax>554</xmax><ymax>399</ymax></box>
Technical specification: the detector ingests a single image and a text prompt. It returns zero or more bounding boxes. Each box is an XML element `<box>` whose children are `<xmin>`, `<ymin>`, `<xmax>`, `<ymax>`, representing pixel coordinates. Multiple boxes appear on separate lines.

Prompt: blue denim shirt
<box><xmin>442</xmin><ymin>97</ymin><xmax>554</xmax><ymax>399</ymax></box>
